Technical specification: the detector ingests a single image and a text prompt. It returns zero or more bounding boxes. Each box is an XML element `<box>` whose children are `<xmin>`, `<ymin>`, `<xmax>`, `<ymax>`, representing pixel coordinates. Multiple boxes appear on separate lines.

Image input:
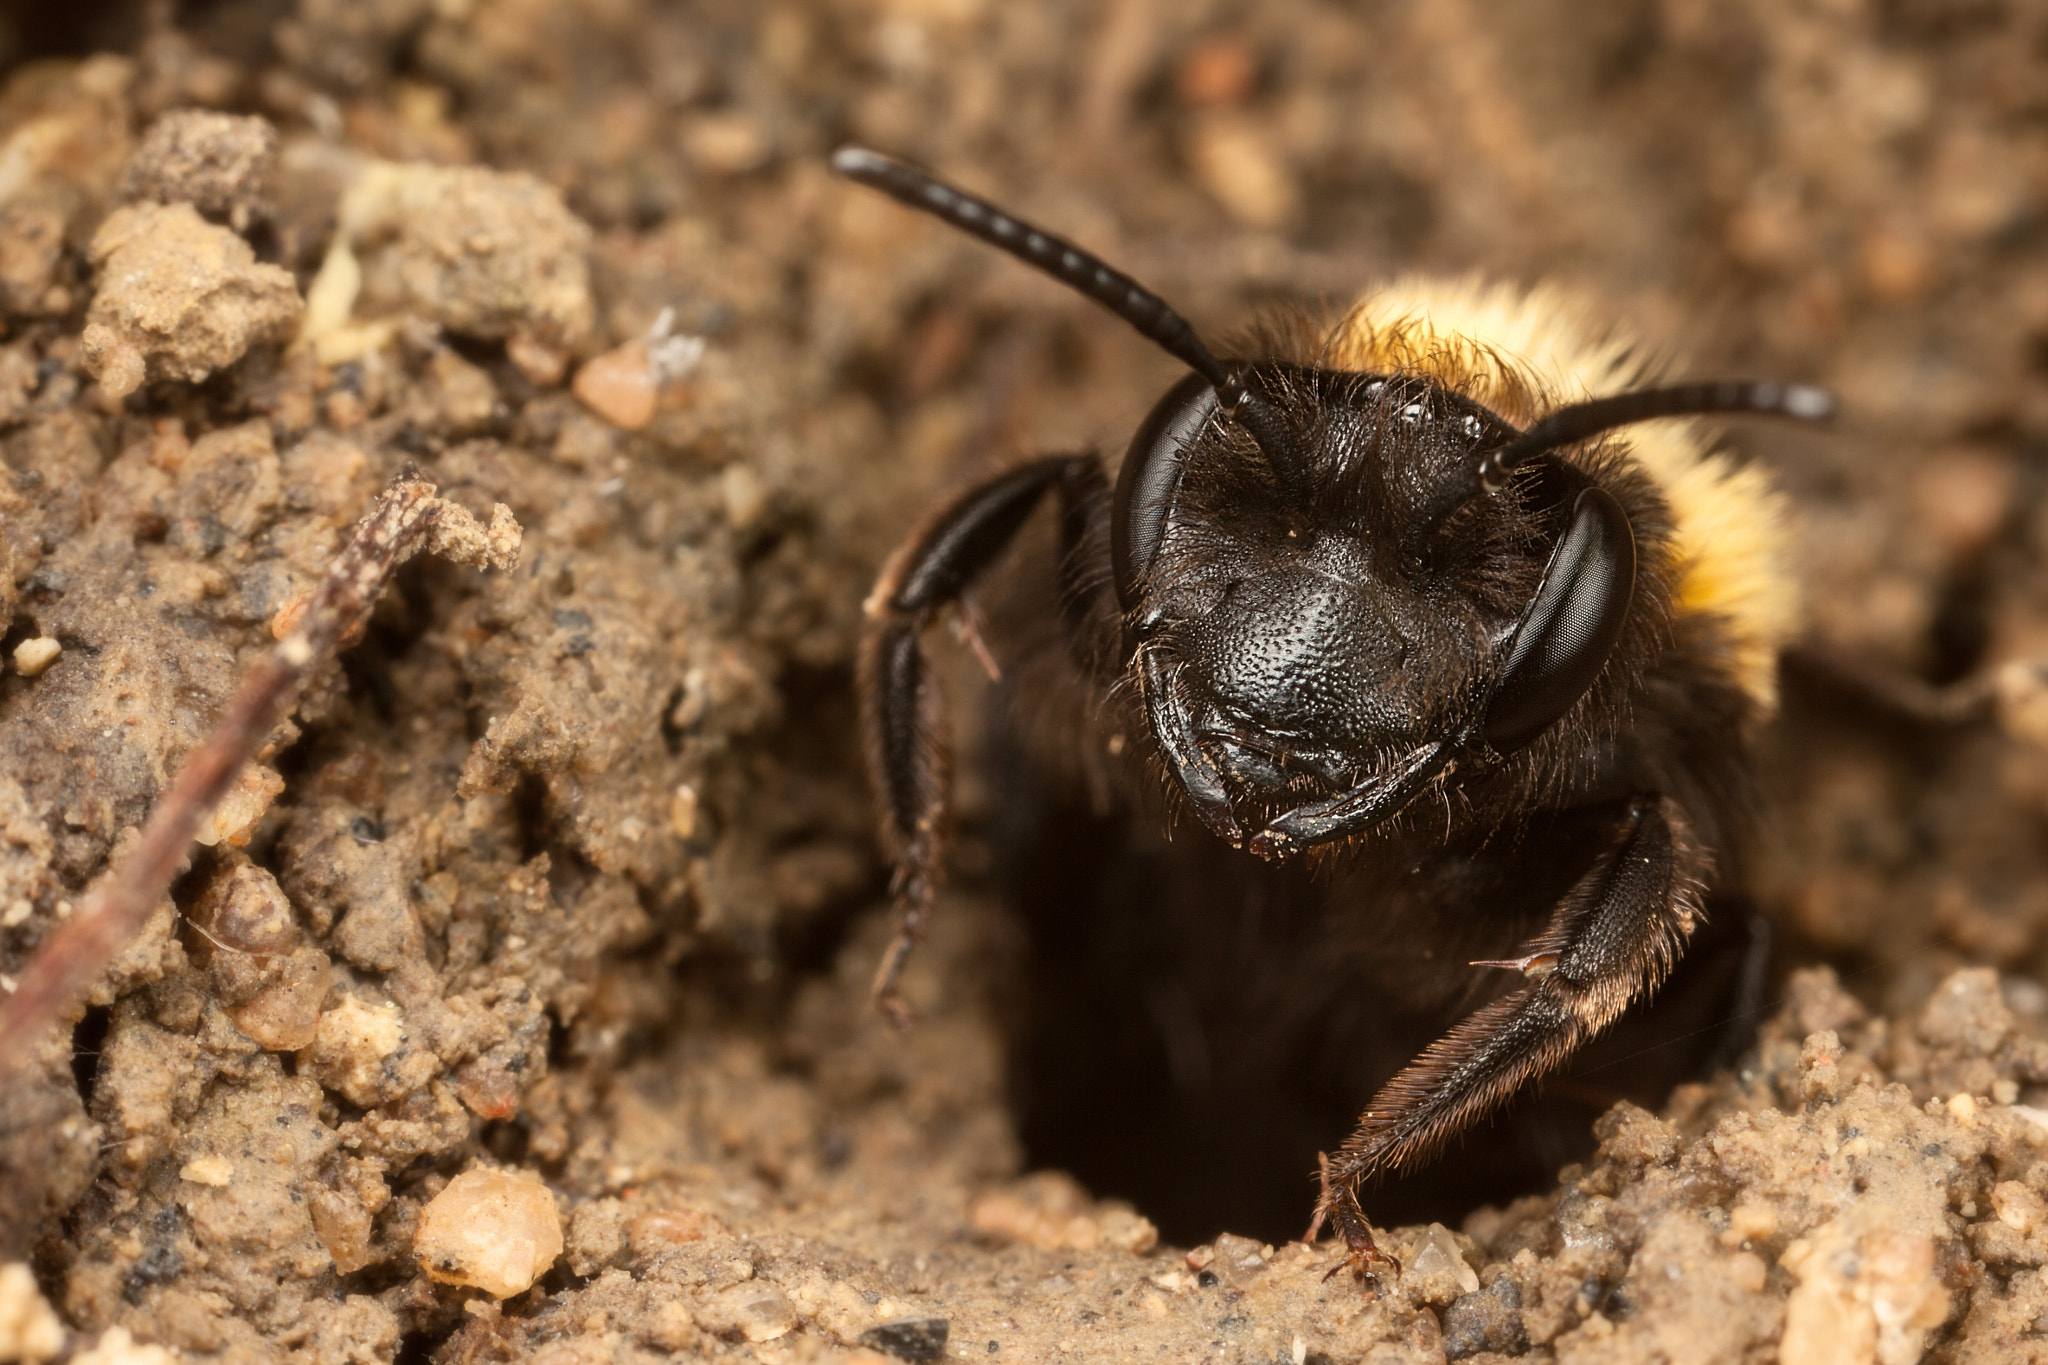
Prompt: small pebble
<box><xmin>1185</xmin><ymin>115</ymin><xmax>1299</xmax><ymax>228</ymax></box>
<box><xmin>1992</xmin><ymin>1181</ymin><xmax>2046</xmax><ymax>1235</ymax></box>
<box><xmin>722</xmin><ymin>463</ymin><xmax>768</xmax><ymax>529</ymax></box>
<box><xmin>1994</xmin><ymin>662</ymin><xmax>2048</xmax><ymax>749</ymax></box>
<box><xmin>1177</xmin><ymin>35</ymin><xmax>1258</xmax><ymax>106</ymax></box>
<box><xmin>574</xmin><ymin>316</ymin><xmax>705</xmax><ymax>431</ymax></box>
<box><xmin>1724</xmin><ymin>1201</ymin><xmax>1780</xmax><ymax>1246</ymax></box>
<box><xmin>11</xmin><ymin>637</ymin><xmax>60</xmax><ymax>676</ymax></box>
<box><xmin>703</xmin><ymin>1282</ymin><xmax>795</xmax><ymax>1343</ymax></box>
<box><xmin>194</xmin><ymin>763</ymin><xmax>286</xmax><ymax>847</ymax></box>
<box><xmin>573</xmin><ymin>338</ymin><xmax>659</xmax><ymax>430</ymax></box>
<box><xmin>684</xmin><ymin>111</ymin><xmax>771</xmax><ymax>173</ymax></box>
<box><xmin>0</xmin><ymin>1262</ymin><xmax>64</xmax><ymax>1363</ymax></box>
<box><xmin>179</xmin><ymin>1156</ymin><xmax>234</xmax><ymax>1186</ymax></box>
<box><xmin>670</xmin><ymin>784</ymin><xmax>699</xmax><ymax>840</ymax></box>
<box><xmin>455</xmin><ymin>1059</ymin><xmax>520</xmax><ymax>1120</ymax></box>
<box><xmin>311</xmin><ymin>1188</ymin><xmax>376</xmax><ymax>1274</ymax></box>
<box><xmin>415</xmin><ymin>1167</ymin><xmax>564</xmax><ymax>1299</ymax></box>
<box><xmin>69</xmin><ymin>1327</ymin><xmax>178</xmax><ymax>1365</ymax></box>
<box><xmin>1210</xmin><ymin>1231</ymin><xmax>1270</xmax><ymax>1282</ymax></box>
<box><xmin>304</xmin><ymin>994</ymin><xmax>406</xmax><ymax>1107</ymax></box>
<box><xmin>1404</xmin><ymin>1223</ymin><xmax>1479</xmax><ymax>1303</ymax></box>
<box><xmin>229</xmin><ymin>949</ymin><xmax>331</xmax><ymax>1052</ymax></box>
<box><xmin>1857</xmin><ymin>218</ymin><xmax>1934</xmax><ymax>302</ymax></box>
<box><xmin>195</xmin><ymin>862</ymin><xmax>297</xmax><ymax>955</ymax></box>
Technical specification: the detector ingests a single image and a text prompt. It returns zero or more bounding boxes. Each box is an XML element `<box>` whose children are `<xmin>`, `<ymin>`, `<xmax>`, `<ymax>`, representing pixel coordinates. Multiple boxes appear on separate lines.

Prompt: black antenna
<box><xmin>830</xmin><ymin>146</ymin><xmax>1310</xmax><ymax>505</ymax></box>
<box><xmin>1474</xmin><ymin>380</ymin><xmax>1836</xmax><ymax>492</ymax></box>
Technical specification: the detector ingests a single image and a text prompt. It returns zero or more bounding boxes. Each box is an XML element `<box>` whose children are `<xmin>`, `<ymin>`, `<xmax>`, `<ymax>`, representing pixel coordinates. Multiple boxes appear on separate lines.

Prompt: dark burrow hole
<box><xmin>981</xmin><ymin>701</ymin><xmax>1767</xmax><ymax>1246</ymax></box>
<box><xmin>0</xmin><ymin>1</ymin><xmax>152</xmax><ymax>64</ymax></box>
<box><xmin>479</xmin><ymin>1117</ymin><xmax>530</xmax><ymax>1166</ymax></box>
<box><xmin>510</xmin><ymin>771</ymin><xmax>551</xmax><ymax>863</ymax></box>
<box><xmin>5</xmin><ymin>0</ymin><xmax>338</xmax><ymax>71</ymax></box>
<box><xmin>1926</xmin><ymin>554</ymin><xmax>1993</xmax><ymax>686</ymax></box>
<box><xmin>335</xmin><ymin>558</ymin><xmax>464</xmax><ymax>727</ymax></box>
<box><xmin>393</xmin><ymin>1330</ymin><xmax>440</xmax><ymax>1365</ymax></box>
<box><xmin>70</xmin><ymin>1004</ymin><xmax>111</xmax><ymax>1107</ymax></box>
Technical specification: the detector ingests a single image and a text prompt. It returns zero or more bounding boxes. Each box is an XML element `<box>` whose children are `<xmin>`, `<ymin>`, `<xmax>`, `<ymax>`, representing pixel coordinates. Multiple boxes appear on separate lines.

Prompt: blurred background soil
<box><xmin>0</xmin><ymin>1</ymin><xmax>2045</xmax><ymax>1362</ymax></box>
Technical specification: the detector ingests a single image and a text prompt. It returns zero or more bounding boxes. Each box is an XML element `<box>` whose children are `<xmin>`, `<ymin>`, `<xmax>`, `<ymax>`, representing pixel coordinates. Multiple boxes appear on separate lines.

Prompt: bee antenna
<box><xmin>830</xmin><ymin>145</ymin><xmax>1311</xmax><ymax>505</ymax></box>
<box><xmin>1474</xmin><ymin>380</ymin><xmax>1837</xmax><ymax>492</ymax></box>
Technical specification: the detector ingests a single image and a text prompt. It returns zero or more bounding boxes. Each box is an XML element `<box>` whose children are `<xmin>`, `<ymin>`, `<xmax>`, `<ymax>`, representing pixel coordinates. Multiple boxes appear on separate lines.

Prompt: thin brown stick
<box><xmin>0</xmin><ymin>468</ymin><xmax>520</xmax><ymax>1084</ymax></box>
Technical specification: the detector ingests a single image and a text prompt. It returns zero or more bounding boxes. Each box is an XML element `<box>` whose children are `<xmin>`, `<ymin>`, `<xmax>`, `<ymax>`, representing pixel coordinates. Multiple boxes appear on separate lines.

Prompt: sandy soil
<box><xmin>0</xmin><ymin>1</ymin><xmax>2046</xmax><ymax>1362</ymax></box>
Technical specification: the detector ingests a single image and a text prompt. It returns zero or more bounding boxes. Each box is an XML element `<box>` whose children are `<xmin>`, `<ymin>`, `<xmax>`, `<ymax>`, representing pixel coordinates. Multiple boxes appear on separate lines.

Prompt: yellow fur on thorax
<box><xmin>1322</xmin><ymin>276</ymin><xmax>1797</xmax><ymax>711</ymax></box>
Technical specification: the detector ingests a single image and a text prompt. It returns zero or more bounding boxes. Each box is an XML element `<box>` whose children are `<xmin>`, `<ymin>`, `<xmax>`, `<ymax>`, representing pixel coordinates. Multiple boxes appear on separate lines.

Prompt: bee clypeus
<box><xmin>833</xmin><ymin>145</ymin><xmax>1832</xmax><ymax>1276</ymax></box>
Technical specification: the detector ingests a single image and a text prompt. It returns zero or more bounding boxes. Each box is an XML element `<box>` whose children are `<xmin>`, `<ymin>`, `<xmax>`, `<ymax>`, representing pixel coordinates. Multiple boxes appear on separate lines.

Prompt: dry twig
<box><xmin>0</xmin><ymin>468</ymin><xmax>520</xmax><ymax>1084</ymax></box>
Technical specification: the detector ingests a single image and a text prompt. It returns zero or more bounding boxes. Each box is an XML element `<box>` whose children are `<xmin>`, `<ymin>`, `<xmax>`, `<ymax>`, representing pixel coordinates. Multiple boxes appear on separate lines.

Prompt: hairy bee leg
<box><xmin>863</xmin><ymin>620</ymin><xmax>945</xmax><ymax>1026</ymax></box>
<box><xmin>1316</xmin><ymin>795</ymin><xmax>1709</xmax><ymax>1259</ymax></box>
<box><xmin>861</xmin><ymin>456</ymin><xmax>1109</xmax><ymax>1023</ymax></box>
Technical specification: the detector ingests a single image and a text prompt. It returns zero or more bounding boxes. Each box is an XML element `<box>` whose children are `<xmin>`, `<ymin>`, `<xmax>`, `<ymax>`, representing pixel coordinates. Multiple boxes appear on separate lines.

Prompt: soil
<box><xmin>0</xmin><ymin>2</ymin><xmax>2046</xmax><ymax>1363</ymax></box>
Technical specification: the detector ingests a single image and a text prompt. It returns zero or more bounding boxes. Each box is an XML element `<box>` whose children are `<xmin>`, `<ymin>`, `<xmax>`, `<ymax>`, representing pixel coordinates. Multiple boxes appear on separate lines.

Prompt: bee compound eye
<box><xmin>1481</xmin><ymin>485</ymin><xmax>1638</xmax><ymax>754</ymax></box>
<box><xmin>1113</xmin><ymin>371</ymin><xmax>1221</xmax><ymax>611</ymax></box>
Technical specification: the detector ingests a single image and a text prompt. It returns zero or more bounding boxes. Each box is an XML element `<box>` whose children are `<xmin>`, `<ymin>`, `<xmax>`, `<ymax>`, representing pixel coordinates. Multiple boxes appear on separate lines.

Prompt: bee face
<box><xmin>1121</xmin><ymin>366</ymin><xmax>1551</xmax><ymax>834</ymax></box>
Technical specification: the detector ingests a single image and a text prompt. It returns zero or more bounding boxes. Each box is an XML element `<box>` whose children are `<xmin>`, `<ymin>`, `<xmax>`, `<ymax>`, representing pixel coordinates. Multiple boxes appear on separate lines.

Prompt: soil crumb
<box><xmin>81</xmin><ymin>199</ymin><xmax>302</xmax><ymax>397</ymax></box>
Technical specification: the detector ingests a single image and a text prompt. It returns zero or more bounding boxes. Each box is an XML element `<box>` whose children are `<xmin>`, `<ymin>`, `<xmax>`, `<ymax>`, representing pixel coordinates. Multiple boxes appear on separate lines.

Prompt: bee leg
<box><xmin>1307</xmin><ymin>1151</ymin><xmax>1400</xmax><ymax>1285</ymax></box>
<box><xmin>1318</xmin><ymin>794</ymin><xmax>1709</xmax><ymax>1273</ymax></box>
<box><xmin>1320</xmin><ymin>1182</ymin><xmax>1401</xmax><ymax>1285</ymax></box>
<box><xmin>861</xmin><ymin>456</ymin><xmax>1109</xmax><ymax>1024</ymax></box>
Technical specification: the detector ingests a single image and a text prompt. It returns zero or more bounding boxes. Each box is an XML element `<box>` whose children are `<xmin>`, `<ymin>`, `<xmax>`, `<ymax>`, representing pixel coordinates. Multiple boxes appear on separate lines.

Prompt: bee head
<box><xmin>829</xmin><ymin>144</ymin><xmax>1834</xmax><ymax>855</ymax></box>
<box><xmin>1117</xmin><ymin>364</ymin><xmax>1590</xmax><ymax>842</ymax></box>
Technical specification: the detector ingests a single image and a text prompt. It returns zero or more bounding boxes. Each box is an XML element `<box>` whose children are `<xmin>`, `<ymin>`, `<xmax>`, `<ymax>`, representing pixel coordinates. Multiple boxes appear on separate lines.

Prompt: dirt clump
<box><xmin>118</xmin><ymin>110</ymin><xmax>279</xmax><ymax>232</ymax></box>
<box><xmin>81</xmin><ymin>200</ymin><xmax>302</xmax><ymax>398</ymax></box>
<box><xmin>302</xmin><ymin>160</ymin><xmax>595</xmax><ymax>369</ymax></box>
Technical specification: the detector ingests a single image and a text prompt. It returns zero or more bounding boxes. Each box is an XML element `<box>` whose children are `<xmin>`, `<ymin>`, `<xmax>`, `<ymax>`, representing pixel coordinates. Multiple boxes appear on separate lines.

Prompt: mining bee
<box><xmin>832</xmin><ymin>146</ymin><xmax>1833</xmax><ymax>1275</ymax></box>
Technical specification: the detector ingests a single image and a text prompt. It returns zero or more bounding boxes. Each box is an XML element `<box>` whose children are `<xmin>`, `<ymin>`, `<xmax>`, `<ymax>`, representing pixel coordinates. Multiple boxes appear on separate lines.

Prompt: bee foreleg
<box><xmin>859</xmin><ymin>455</ymin><xmax>1108</xmax><ymax>1023</ymax></box>
<box><xmin>1316</xmin><ymin>793</ymin><xmax>1709</xmax><ymax>1276</ymax></box>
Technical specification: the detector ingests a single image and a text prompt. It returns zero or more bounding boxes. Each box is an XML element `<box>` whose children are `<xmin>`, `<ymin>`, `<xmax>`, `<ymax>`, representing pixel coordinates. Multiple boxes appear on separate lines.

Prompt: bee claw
<box><xmin>1248</xmin><ymin>828</ymin><xmax>1294</xmax><ymax>860</ymax></box>
<box><xmin>1321</xmin><ymin>1242</ymin><xmax>1400</xmax><ymax>1285</ymax></box>
<box><xmin>1312</xmin><ymin>1156</ymin><xmax>1397</xmax><ymax>1288</ymax></box>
